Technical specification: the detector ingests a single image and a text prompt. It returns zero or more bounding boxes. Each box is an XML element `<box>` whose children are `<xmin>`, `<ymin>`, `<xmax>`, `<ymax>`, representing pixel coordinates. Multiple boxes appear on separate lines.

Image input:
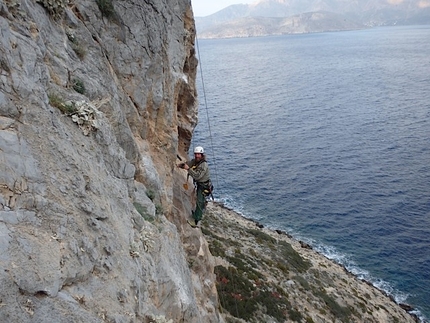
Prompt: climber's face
<box><xmin>194</xmin><ymin>153</ymin><xmax>202</xmax><ymax>161</ymax></box>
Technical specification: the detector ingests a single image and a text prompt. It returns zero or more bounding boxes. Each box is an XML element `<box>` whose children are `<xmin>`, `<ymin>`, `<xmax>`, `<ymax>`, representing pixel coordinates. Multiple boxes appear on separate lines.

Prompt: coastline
<box><xmin>202</xmin><ymin>201</ymin><xmax>420</xmax><ymax>323</ymax></box>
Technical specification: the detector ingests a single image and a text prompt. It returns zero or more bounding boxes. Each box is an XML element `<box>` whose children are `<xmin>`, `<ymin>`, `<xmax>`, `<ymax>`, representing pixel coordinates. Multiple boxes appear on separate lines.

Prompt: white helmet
<box><xmin>194</xmin><ymin>146</ymin><xmax>204</xmax><ymax>154</ymax></box>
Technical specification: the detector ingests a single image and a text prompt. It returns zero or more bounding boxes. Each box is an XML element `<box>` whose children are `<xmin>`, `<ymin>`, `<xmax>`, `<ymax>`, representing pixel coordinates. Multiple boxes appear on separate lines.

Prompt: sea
<box><xmin>192</xmin><ymin>25</ymin><xmax>430</xmax><ymax>322</ymax></box>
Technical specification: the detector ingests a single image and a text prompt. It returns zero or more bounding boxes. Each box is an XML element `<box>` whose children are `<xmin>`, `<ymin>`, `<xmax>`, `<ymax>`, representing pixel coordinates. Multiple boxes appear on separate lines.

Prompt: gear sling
<box><xmin>188</xmin><ymin>161</ymin><xmax>214</xmax><ymax>201</ymax></box>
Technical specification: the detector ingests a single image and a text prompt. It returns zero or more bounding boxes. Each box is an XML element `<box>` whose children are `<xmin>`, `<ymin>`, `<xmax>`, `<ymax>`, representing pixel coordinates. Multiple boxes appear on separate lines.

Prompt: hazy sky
<box><xmin>191</xmin><ymin>0</ymin><xmax>256</xmax><ymax>17</ymax></box>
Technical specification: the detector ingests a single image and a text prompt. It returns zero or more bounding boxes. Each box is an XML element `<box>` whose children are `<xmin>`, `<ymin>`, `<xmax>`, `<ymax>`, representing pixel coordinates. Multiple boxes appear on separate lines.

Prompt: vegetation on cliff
<box><xmin>201</xmin><ymin>202</ymin><xmax>417</xmax><ymax>323</ymax></box>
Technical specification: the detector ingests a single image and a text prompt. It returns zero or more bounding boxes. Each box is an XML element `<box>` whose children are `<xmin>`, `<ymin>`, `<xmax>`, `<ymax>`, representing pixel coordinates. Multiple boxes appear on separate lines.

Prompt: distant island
<box><xmin>195</xmin><ymin>0</ymin><xmax>430</xmax><ymax>38</ymax></box>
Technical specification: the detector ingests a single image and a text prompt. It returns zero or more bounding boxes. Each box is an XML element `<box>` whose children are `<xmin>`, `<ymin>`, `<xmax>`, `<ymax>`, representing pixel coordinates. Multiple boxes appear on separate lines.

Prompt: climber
<box><xmin>177</xmin><ymin>146</ymin><xmax>213</xmax><ymax>228</ymax></box>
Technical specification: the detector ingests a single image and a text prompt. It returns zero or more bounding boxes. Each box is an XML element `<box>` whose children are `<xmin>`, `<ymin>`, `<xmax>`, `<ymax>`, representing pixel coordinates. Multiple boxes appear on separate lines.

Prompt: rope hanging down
<box><xmin>194</xmin><ymin>34</ymin><xmax>241</xmax><ymax>319</ymax></box>
<box><xmin>195</xmin><ymin>36</ymin><xmax>219</xmax><ymax>192</ymax></box>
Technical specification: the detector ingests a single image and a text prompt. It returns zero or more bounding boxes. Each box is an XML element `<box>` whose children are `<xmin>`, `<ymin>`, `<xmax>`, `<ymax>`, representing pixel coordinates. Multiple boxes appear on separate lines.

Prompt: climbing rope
<box><xmin>195</xmin><ymin>36</ymin><xmax>219</xmax><ymax>193</ymax></box>
<box><xmin>195</xmin><ymin>34</ymin><xmax>243</xmax><ymax>319</ymax></box>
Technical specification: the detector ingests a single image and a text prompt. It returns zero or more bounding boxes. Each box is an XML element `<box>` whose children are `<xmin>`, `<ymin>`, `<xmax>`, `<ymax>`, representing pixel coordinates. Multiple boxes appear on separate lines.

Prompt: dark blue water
<box><xmin>193</xmin><ymin>26</ymin><xmax>430</xmax><ymax>321</ymax></box>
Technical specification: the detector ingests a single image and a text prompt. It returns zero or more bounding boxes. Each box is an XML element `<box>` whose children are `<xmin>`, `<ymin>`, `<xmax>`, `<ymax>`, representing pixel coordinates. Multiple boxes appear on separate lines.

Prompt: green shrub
<box><xmin>202</xmin><ymin>228</ymin><xmax>241</xmax><ymax>248</ymax></box>
<box><xmin>207</xmin><ymin>240</ymin><xmax>226</xmax><ymax>257</ymax></box>
<box><xmin>314</xmin><ymin>289</ymin><xmax>352</xmax><ymax>321</ymax></box>
<box><xmin>66</xmin><ymin>32</ymin><xmax>86</xmax><ymax>60</ymax></box>
<box><xmin>276</xmin><ymin>261</ymin><xmax>289</xmax><ymax>274</ymax></box>
<box><xmin>225</xmin><ymin>318</ymin><xmax>242</xmax><ymax>323</ymax></box>
<box><xmin>288</xmin><ymin>308</ymin><xmax>303</xmax><ymax>322</ymax></box>
<box><xmin>133</xmin><ymin>202</ymin><xmax>153</xmax><ymax>222</ymax></box>
<box><xmin>246</xmin><ymin>228</ymin><xmax>276</xmax><ymax>245</ymax></box>
<box><xmin>72</xmin><ymin>78</ymin><xmax>85</xmax><ymax>94</ymax></box>
<box><xmin>294</xmin><ymin>275</ymin><xmax>310</xmax><ymax>290</ymax></box>
<box><xmin>96</xmin><ymin>0</ymin><xmax>116</xmax><ymax>18</ymax></box>
<box><xmin>225</xmin><ymin>255</ymin><xmax>264</xmax><ymax>281</ymax></box>
<box><xmin>306</xmin><ymin>316</ymin><xmax>315</xmax><ymax>323</ymax></box>
<box><xmin>146</xmin><ymin>189</ymin><xmax>155</xmax><ymax>201</ymax></box>
<box><xmin>155</xmin><ymin>204</ymin><xmax>163</xmax><ymax>215</ymax></box>
<box><xmin>48</xmin><ymin>93</ymin><xmax>76</xmax><ymax>114</ymax></box>
<box><xmin>71</xmin><ymin>42</ymin><xmax>86</xmax><ymax>60</ymax></box>
<box><xmin>277</xmin><ymin>240</ymin><xmax>311</xmax><ymax>273</ymax></box>
<box><xmin>215</xmin><ymin>265</ymin><xmax>289</xmax><ymax>322</ymax></box>
<box><xmin>215</xmin><ymin>265</ymin><xmax>257</xmax><ymax>321</ymax></box>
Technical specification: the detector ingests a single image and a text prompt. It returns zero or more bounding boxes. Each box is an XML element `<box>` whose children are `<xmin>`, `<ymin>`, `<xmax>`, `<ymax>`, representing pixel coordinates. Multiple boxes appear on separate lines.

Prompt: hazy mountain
<box><xmin>198</xmin><ymin>11</ymin><xmax>365</xmax><ymax>39</ymax></box>
<box><xmin>195</xmin><ymin>0</ymin><xmax>430</xmax><ymax>38</ymax></box>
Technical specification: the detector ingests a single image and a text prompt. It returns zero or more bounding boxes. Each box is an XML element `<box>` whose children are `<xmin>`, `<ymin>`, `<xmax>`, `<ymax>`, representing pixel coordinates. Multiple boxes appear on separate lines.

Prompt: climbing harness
<box><xmin>202</xmin><ymin>182</ymin><xmax>214</xmax><ymax>200</ymax></box>
<box><xmin>189</xmin><ymin>159</ymin><xmax>214</xmax><ymax>201</ymax></box>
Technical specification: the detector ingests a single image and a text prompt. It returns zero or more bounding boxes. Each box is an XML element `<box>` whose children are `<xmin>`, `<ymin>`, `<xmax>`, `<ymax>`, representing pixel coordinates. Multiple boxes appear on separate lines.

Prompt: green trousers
<box><xmin>193</xmin><ymin>185</ymin><xmax>206</xmax><ymax>222</ymax></box>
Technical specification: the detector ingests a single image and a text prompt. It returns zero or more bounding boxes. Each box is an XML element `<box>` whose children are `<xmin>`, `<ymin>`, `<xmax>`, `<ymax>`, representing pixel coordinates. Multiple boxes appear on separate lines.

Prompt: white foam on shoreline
<box><xmin>212</xmin><ymin>195</ymin><xmax>428</xmax><ymax>323</ymax></box>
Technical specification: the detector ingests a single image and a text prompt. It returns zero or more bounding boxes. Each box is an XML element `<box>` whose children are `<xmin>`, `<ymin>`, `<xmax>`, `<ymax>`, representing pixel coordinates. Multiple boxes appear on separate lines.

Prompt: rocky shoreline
<box><xmin>201</xmin><ymin>201</ymin><xmax>419</xmax><ymax>323</ymax></box>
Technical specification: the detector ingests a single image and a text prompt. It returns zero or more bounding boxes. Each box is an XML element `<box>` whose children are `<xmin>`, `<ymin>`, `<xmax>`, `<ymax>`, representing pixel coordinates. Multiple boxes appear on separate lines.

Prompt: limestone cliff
<box><xmin>0</xmin><ymin>0</ymin><xmax>220</xmax><ymax>322</ymax></box>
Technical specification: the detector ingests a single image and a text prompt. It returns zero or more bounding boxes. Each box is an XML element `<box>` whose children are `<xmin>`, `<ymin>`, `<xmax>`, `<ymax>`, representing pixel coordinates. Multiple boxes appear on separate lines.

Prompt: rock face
<box><xmin>0</xmin><ymin>0</ymin><xmax>221</xmax><ymax>322</ymax></box>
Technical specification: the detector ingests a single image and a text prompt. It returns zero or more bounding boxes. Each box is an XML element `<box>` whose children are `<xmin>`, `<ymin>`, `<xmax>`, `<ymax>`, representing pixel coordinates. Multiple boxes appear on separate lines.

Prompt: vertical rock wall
<box><xmin>0</xmin><ymin>0</ymin><xmax>219</xmax><ymax>322</ymax></box>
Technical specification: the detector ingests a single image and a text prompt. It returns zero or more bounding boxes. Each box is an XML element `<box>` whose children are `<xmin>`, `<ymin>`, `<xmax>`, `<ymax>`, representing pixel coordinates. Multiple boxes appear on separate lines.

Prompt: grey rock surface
<box><xmin>0</xmin><ymin>0</ymin><xmax>219</xmax><ymax>322</ymax></box>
